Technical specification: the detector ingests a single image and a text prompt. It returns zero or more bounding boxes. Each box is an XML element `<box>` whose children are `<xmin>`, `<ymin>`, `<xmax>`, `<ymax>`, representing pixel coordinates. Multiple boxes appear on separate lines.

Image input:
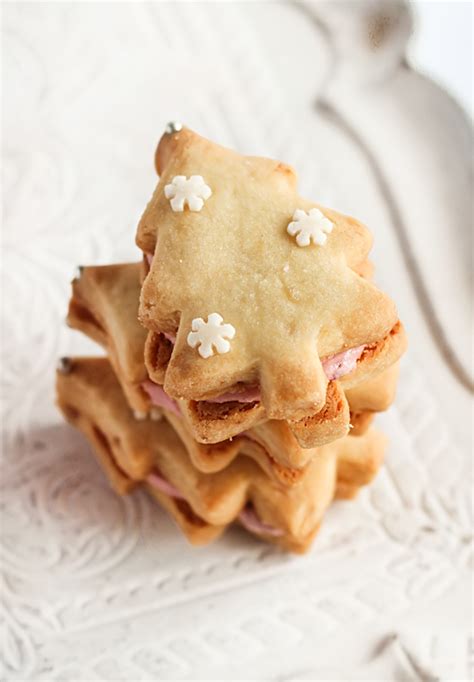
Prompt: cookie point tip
<box><xmin>57</xmin><ymin>357</ymin><xmax>72</xmax><ymax>374</ymax></box>
<box><xmin>72</xmin><ymin>265</ymin><xmax>83</xmax><ymax>281</ymax></box>
<box><xmin>165</xmin><ymin>121</ymin><xmax>183</xmax><ymax>135</ymax></box>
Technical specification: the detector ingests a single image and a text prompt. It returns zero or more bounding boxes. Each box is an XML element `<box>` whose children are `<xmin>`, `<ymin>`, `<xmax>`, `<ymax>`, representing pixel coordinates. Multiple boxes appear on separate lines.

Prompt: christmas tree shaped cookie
<box><xmin>137</xmin><ymin>126</ymin><xmax>405</xmax><ymax>427</ymax></box>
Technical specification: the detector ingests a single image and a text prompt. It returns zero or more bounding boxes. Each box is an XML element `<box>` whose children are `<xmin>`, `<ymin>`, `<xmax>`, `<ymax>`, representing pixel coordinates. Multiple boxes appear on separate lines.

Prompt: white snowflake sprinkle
<box><xmin>164</xmin><ymin>175</ymin><xmax>212</xmax><ymax>212</ymax></box>
<box><xmin>287</xmin><ymin>208</ymin><xmax>334</xmax><ymax>247</ymax></box>
<box><xmin>187</xmin><ymin>313</ymin><xmax>236</xmax><ymax>359</ymax></box>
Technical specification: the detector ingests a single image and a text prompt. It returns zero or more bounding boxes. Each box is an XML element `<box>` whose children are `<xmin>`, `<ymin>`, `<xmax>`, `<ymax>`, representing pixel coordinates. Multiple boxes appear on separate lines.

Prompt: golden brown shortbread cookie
<box><xmin>56</xmin><ymin>357</ymin><xmax>386</xmax><ymax>553</ymax></box>
<box><xmin>68</xmin><ymin>263</ymin><xmax>402</xmax><ymax>453</ymax></box>
<box><xmin>345</xmin><ymin>362</ymin><xmax>399</xmax><ymax>412</ymax></box>
<box><xmin>68</xmin><ymin>263</ymin><xmax>149</xmax><ymax>413</ymax></box>
<box><xmin>136</xmin><ymin>126</ymin><xmax>403</xmax><ymax>424</ymax></box>
<box><xmin>140</xmin><ymin>243</ymin><xmax>375</xmax><ymax>284</ymax></box>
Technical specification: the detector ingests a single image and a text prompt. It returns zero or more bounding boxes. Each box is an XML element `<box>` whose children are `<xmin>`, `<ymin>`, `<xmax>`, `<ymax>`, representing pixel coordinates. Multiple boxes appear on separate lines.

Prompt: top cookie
<box><xmin>137</xmin><ymin>126</ymin><xmax>399</xmax><ymax>420</ymax></box>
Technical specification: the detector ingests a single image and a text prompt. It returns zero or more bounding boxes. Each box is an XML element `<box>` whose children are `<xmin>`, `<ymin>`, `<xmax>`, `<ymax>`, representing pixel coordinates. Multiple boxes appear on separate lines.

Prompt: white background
<box><xmin>410</xmin><ymin>1</ymin><xmax>472</xmax><ymax>115</ymax></box>
<box><xmin>2</xmin><ymin>2</ymin><xmax>472</xmax><ymax>680</ymax></box>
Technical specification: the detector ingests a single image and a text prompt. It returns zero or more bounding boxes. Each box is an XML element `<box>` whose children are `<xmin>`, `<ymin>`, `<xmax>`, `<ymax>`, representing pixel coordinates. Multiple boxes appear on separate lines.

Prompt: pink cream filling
<box><xmin>146</xmin><ymin>476</ymin><xmax>283</xmax><ymax>538</ymax></box>
<box><xmin>147</xmin><ymin>471</ymin><xmax>183</xmax><ymax>499</ymax></box>
<box><xmin>238</xmin><ymin>505</ymin><xmax>284</xmax><ymax>537</ymax></box>
<box><xmin>154</xmin><ymin>332</ymin><xmax>365</xmax><ymax>404</ymax></box>
<box><xmin>321</xmin><ymin>345</ymin><xmax>365</xmax><ymax>381</ymax></box>
<box><xmin>205</xmin><ymin>345</ymin><xmax>365</xmax><ymax>403</ymax></box>
<box><xmin>141</xmin><ymin>379</ymin><xmax>181</xmax><ymax>417</ymax></box>
<box><xmin>145</xmin><ymin>253</ymin><xmax>154</xmax><ymax>267</ymax></box>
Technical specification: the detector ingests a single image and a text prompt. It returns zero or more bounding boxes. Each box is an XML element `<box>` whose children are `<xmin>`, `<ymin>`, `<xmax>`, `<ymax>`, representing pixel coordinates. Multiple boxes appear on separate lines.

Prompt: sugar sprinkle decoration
<box><xmin>187</xmin><ymin>313</ymin><xmax>236</xmax><ymax>359</ymax></box>
<box><xmin>287</xmin><ymin>208</ymin><xmax>334</xmax><ymax>247</ymax></box>
<box><xmin>164</xmin><ymin>175</ymin><xmax>212</xmax><ymax>212</ymax></box>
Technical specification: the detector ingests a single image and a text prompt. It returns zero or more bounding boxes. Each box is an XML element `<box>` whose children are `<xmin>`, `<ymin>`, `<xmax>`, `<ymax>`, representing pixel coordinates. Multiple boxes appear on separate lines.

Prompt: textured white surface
<box><xmin>2</xmin><ymin>2</ymin><xmax>472</xmax><ymax>680</ymax></box>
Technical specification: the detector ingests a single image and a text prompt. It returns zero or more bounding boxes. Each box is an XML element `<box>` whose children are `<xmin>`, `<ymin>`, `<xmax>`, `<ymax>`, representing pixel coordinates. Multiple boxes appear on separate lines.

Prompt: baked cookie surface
<box><xmin>137</xmin><ymin>127</ymin><xmax>401</xmax><ymax>422</ymax></box>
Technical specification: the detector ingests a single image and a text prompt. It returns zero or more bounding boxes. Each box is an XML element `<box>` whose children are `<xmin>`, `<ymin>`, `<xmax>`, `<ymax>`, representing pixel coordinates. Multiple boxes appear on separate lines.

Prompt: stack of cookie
<box><xmin>57</xmin><ymin>125</ymin><xmax>407</xmax><ymax>553</ymax></box>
